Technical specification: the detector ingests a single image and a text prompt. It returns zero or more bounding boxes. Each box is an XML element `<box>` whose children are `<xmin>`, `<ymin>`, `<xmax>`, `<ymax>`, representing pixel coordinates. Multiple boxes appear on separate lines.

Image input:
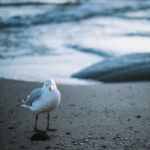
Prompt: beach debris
<box><xmin>21</xmin><ymin>79</ymin><xmax>61</xmax><ymax>131</ymax></box>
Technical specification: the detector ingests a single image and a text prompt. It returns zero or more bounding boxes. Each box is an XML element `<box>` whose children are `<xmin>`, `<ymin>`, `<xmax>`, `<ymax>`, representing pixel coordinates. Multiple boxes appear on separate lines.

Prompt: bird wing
<box><xmin>24</xmin><ymin>88</ymin><xmax>43</xmax><ymax>106</ymax></box>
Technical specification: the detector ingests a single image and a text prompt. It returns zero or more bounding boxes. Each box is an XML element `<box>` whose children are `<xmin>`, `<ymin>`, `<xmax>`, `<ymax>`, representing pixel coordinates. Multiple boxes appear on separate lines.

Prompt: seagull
<box><xmin>21</xmin><ymin>79</ymin><xmax>61</xmax><ymax>132</ymax></box>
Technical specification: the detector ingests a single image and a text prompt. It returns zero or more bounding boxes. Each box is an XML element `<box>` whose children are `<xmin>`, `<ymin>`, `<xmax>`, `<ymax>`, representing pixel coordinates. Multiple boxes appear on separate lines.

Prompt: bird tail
<box><xmin>21</xmin><ymin>104</ymin><xmax>31</xmax><ymax>109</ymax></box>
<box><xmin>20</xmin><ymin>95</ymin><xmax>30</xmax><ymax>103</ymax></box>
<box><xmin>21</xmin><ymin>99</ymin><xmax>26</xmax><ymax>103</ymax></box>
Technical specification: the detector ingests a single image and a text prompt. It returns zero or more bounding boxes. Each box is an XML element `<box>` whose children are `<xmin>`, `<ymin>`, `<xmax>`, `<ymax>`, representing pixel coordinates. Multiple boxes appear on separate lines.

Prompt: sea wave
<box><xmin>68</xmin><ymin>44</ymin><xmax>114</xmax><ymax>57</ymax></box>
<box><xmin>72</xmin><ymin>53</ymin><xmax>150</xmax><ymax>82</ymax></box>
<box><xmin>0</xmin><ymin>0</ymin><xmax>150</xmax><ymax>28</ymax></box>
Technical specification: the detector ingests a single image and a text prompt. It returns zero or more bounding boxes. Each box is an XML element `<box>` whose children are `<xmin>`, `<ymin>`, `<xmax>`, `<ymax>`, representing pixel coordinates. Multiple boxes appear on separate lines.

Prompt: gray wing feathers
<box><xmin>24</xmin><ymin>88</ymin><xmax>43</xmax><ymax>106</ymax></box>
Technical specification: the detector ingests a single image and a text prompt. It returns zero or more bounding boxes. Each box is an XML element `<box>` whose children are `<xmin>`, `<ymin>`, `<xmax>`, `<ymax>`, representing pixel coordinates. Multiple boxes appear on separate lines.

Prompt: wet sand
<box><xmin>0</xmin><ymin>79</ymin><xmax>150</xmax><ymax>150</ymax></box>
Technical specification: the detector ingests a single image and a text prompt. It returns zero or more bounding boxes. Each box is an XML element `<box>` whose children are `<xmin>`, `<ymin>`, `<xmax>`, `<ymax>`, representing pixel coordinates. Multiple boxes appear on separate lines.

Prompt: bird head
<box><xmin>43</xmin><ymin>79</ymin><xmax>57</xmax><ymax>91</ymax></box>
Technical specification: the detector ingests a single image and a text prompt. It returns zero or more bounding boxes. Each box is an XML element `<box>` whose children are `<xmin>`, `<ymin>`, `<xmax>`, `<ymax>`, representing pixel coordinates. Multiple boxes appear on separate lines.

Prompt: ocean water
<box><xmin>0</xmin><ymin>0</ymin><xmax>150</xmax><ymax>84</ymax></box>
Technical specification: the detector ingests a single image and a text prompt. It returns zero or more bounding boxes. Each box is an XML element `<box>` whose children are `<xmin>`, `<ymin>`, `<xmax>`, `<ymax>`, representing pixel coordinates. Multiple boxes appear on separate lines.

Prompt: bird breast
<box><xmin>32</xmin><ymin>89</ymin><xmax>61</xmax><ymax>113</ymax></box>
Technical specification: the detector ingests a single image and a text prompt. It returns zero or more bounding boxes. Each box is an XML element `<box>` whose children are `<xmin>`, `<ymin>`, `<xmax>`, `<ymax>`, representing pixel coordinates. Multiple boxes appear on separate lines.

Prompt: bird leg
<box><xmin>34</xmin><ymin>113</ymin><xmax>38</xmax><ymax>132</ymax></box>
<box><xmin>46</xmin><ymin>112</ymin><xmax>57</xmax><ymax>132</ymax></box>
<box><xmin>47</xmin><ymin>112</ymin><xmax>50</xmax><ymax>131</ymax></box>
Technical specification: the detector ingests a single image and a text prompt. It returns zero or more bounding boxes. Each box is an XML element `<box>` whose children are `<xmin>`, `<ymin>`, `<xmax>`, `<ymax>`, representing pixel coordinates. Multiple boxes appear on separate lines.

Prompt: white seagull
<box><xmin>21</xmin><ymin>79</ymin><xmax>61</xmax><ymax>132</ymax></box>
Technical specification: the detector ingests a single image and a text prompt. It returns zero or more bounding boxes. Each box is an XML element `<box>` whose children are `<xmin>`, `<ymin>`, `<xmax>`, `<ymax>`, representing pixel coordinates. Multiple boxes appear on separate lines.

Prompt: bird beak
<box><xmin>49</xmin><ymin>86</ymin><xmax>52</xmax><ymax>91</ymax></box>
<box><xmin>49</xmin><ymin>84</ymin><xmax>54</xmax><ymax>91</ymax></box>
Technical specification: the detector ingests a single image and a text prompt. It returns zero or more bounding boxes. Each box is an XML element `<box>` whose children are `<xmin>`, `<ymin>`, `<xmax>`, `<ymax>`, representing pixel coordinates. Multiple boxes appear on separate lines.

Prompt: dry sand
<box><xmin>0</xmin><ymin>79</ymin><xmax>150</xmax><ymax>150</ymax></box>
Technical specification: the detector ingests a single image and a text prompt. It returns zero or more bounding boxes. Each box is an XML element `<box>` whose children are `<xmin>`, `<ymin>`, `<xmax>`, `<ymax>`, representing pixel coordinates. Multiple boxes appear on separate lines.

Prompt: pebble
<box><xmin>65</xmin><ymin>132</ymin><xmax>71</xmax><ymax>135</ymax></box>
<box><xmin>20</xmin><ymin>145</ymin><xmax>25</xmax><ymax>149</ymax></box>
<box><xmin>45</xmin><ymin>146</ymin><xmax>51</xmax><ymax>149</ymax></box>
<box><xmin>102</xmin><ymin>145</ymin><xmax>106</xmax><ymax>149</ymax></box>
<box><xmin>84</xmin><ymin>139</ymin><xmax>88</xmax><ymax>142</ymax></box>
<box><xmin>8</xmin><ymin>126</ymin><xmax>15</xmax><ymax>130</ymax></box>
<box><xmin>100</xmin><ymin>137</ymin><xmax>105</xmax><ymax>140</ymax></box>
<box><xmin>135</xmin><ymin>115</ymin><xmax>141</xmax><ymax>118</ymax></box>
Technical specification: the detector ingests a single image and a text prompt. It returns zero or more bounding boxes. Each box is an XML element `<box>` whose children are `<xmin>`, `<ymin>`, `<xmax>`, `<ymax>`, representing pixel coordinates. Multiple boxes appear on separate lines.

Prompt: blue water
<box><xmin>0</xmin><ymin>0</ymin><xmax>150</xmax><ymax>84</ymax></box>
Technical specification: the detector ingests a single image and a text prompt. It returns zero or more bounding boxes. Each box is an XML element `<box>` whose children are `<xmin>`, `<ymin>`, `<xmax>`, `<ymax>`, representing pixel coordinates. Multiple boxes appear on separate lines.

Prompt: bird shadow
<box><xmin>30</xmin><ymin>129</ymin><xmax>57</xmax><ymax>141</ymax></box>
<box><xmin>31</xmin><ymin>131</ymin><xmax>49</xmax><ymax>141</ymax></box>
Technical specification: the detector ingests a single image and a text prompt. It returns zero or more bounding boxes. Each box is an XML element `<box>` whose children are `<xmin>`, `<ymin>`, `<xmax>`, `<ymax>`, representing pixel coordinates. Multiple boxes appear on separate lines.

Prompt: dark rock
<box><xmin>72</xmin><ymin>53</ymin><xmax>150</xmax><ymax>82</ymax></box>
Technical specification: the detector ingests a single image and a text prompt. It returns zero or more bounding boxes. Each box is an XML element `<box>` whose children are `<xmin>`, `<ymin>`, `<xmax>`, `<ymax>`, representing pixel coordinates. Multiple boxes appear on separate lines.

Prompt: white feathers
<box><xmin>21</xmin><ymin>79</ymin><xmax>61</xmax><ymax>113</ymax></box>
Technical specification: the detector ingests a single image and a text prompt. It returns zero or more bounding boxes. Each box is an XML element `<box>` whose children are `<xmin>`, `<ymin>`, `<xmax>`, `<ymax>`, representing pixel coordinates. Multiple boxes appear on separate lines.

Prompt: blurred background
<box><xmin>0</xmin><ymin>0</ymin><xmax>150</xmax><ymax>84</ymax></box>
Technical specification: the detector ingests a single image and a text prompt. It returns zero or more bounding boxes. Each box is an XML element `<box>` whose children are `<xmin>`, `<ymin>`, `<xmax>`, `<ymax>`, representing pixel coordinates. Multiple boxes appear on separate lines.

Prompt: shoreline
<box><xmin>0</xmin><ymin>78</ymin><xmax>150</xmax><ymax>150</ymax></box>
<box><xmin>0</xmin><ymin>77</ymin><xmax>100</xmax><ymax>86</ymax></box>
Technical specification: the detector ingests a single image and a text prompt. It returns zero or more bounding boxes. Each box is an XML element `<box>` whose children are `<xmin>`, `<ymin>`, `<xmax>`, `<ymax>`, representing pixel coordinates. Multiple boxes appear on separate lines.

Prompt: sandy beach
<box><xmin>0</xmin><ymin>78</ymin><xmax>150</xmax><ymax>150</ymax></box>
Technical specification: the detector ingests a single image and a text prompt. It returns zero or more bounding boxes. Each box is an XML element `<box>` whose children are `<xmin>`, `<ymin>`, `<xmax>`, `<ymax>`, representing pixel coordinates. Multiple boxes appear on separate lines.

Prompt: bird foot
<box><xmin>33</xmin><ymin>128</ymin><xmax>44</xmax><ymax>133</ymax></box>
<box><xmin>47</xmin><ymin>128</ymin><xmax>57</xmax><ymax>132</ymax></box>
